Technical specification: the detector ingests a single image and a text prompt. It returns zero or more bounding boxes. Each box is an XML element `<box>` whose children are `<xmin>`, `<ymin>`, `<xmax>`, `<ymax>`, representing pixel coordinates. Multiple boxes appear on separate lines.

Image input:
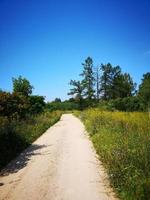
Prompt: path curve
<box><xmin>0</xmin><ymin>114</ymin><xmax>118</xmax><ymax>200</ymax></box>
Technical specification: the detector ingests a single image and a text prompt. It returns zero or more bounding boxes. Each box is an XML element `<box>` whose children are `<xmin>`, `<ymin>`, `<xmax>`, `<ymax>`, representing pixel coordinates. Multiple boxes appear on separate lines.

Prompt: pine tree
<box><xmin>68</xmin><ymin>80</ymin><xmax>84</xmax><ymax>109</ymax></box>
<box><xmin>80</xmin><ymin>57</ymin><xmax>95</xmax><ymax>100</ymax></box>
<box><xmin>94</xmin><ymin>65</ymin><xmax>101</xmax><ymax>100</ymax></box>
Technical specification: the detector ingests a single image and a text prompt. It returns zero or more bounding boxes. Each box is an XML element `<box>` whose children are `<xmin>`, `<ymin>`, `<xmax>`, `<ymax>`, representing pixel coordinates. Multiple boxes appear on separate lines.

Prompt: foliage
<box><xmin>68</xmin><ymin>57</ymin><xmax>136</xmax><ymax>109</ymax></box>
<box><xmin>0</xmin><ymin>92</ymin><xmax>46</xmax><ymax>118</ymax></box>
<box><xmin>68</xmin><ymin>80</ymin><xmax>84</xmax><ymax>98</ymax></box>
<box><xmin>96</xmin><ymin>97</ymin><xmax>144</xmax><ymax>112</ymax></box>
<box><xmin>68</xmin><ymin>80</ymin><xmax>85</xmax><ymax>109</ymax></box>
<box><xmin>12</xmin><ymin>76</ymin><xmax>34</xmax><ymax>96</ymax></box>
<box><xmin>0</xmin><ymin>75</ymin><xmax>61</xmax><ymax>170</ymax></box>
<box><xmin>0</xmin><ymin>111</ymin><xmax>62</xmax><ymax>169</ymax></box>
<box><xmin>138</xmin><ymin>72</ymin><xmax>150</xmax><ymax>110</ymax></box>
<box><xmin>80</xmin><ymin>57</ymin><xmax>95</xmax><ymax>99</ymax></box>
<box><xmin>0</xmin><ymin>92</ymin><xmax>30</xmax><ymax>119</ymax></box>
<box><xmin>100</xmin><ymin>63</ymin><xmax>119</xmax><ymax>100</ymax></box>
<box><xmin>46</xmin><ymin>101</ymin><xmax>79</xmax><ymax>111</ymax></box>
<box><xmin>110</xmin><ymin>97</ymin><xmax>144</xmax><ymax>111</ymax></box>
<box><xmin>29</xmin><ymin>95</ymin><xmax>45</xmax><ymax>114</ymax></box>
<box><xmin>54</xmin><ymin>98</ymin><xmax>61</xmax><ymax>102</ymax></box>
<box><xmin>78</xmin><ymin>109</ymin><xmax>150</xmax><ymax>200</ymax></box>
<box><xmin>100</xmin><ymin>64</ymin><xmax>136</xmax><ymax>100</ymax></box>
<box><xmin>112</xmin><ymin>73</ymin><xmax>136</xmax><ymax>98</ymax></box>
<box><xmin>94</xmin><ymin>65</ymin><xmax>101</xmax><ymax>100</ymax></box>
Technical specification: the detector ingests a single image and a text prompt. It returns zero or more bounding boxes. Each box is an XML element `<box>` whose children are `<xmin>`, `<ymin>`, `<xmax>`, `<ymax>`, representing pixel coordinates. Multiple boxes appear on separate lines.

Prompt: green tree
<box><xmin>138</xmin><ymin>72</ymin><xmax>150</xmax><ymax>110</ymax></box>
<box><xmin>29</xmin><ymin>95</ymin><xmax>45</xmax><ymax>114</ymax></box>
<box><xmin>80</xmin><ymin>57</ymin><xmax>95</xmax><ymax>100</ymax></box>
<box><xmin>112</xmin><ymin>73</ymin><xmax>136</xmax><ymax>98</ymax></box>
<box><xmin>100</xmin><ymin>63</ymin><xmax>120</xmax><ymax>100</ymax></box>
<box><xmin>100</xmin><ymin>64</ymin><xmax>135</xmax><ymax>100</ymax></box>
<box><xmin>0</xmin><ymin>92</ymin><xmax>30</xmax><ymax>119</ymax></box>
<box><xmin>94</xmin><ymin>65</ymin><xmax>101</xmax><ymax>100</ymax></box>
<box><xmin>12</xmin><ymin>76</ymin><xmax>34</xmax><ymax>96</ymax></box>
<box><xmin>68</xmin><ymin>80</ymin><xmax>84</xmax><ymax>109</ymax></box>
<box><xmin>54</xmin><ymin>98</ymin><xmax>61</xmax><ymax>102</ymax></box>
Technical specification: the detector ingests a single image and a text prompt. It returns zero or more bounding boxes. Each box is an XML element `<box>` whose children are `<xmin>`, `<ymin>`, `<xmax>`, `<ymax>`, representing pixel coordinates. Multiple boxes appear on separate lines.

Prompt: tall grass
<box><xmin>78</xmin><ymin>109</ymin><xmax>150</xmax><ymax>200</ymax></box>
<box><xmin>0</xmin><ymin>111</ymin><xmax>62</xmax><ymax>170</ymax></box>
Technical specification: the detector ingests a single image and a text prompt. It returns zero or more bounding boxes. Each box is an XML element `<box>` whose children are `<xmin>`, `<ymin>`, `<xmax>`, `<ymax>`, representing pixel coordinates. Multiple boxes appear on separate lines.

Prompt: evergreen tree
<box><xmin>80</xmin><ymin>57</ymin><xmax>95</xmax><ymax>100</ymax></box>
<box><xmin>100</xmin><ymin>64</ymin><xmax>135</xmax><ymax>100</ymax></box>
<box><xmin>54</xmin><ymin>98</ymin><xmax>61</xmax><ymax>102</ymax></box>
<box><xmin>138</xmin><ymin>72</ymin><xmax>150</xmax><ymax>110</ymax></box>
<box><xmin>94</xmin><ymin>65</ymin><xmax>101</xmax><ymax>100</ymax></box>
<box><xmin>100</xmin><ymin>63</ymin><xmax>115</xmax><ymax>100</ymax></box>
<box><xmin>112</xmin><ymin>73</ymin><xmax>136</xmax><ymax>98</ymax></box>
<box><xmin>68</xmin><ymin>80</ymin><xmax>84</xmax><ymax>109</ymax></box>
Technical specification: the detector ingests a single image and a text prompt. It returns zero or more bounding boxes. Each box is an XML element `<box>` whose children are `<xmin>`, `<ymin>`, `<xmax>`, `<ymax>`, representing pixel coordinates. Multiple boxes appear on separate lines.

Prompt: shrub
<box><xmin>97</xmin><ymin>97</ymin><xmax>145</xmax><ymax>112</ymax></box>
<box><xmin>0</xmin><ymin>92</ymin><xmax>30</xmax><ymax>119</ymax></box>
<box><xmin>46</xmin><ymin>101</ymin><xmax>79</xmax><ymax>111</ymax></box>
<box><xmin>29</xmin><ymin>95</ymin><xmax>45</xmax><ymax>114</ymax></box>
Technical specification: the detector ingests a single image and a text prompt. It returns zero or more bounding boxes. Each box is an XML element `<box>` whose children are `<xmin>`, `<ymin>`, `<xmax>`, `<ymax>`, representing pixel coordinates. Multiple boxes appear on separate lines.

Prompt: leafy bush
<box><xmin>0</xmin><ymin>92</ymin><xmax>30</xmax><ymax>119</ymax></box>
<box><xmin>29</xmin><ymin>95</ymin><xmax>45</xmax><ymax>114</ymax></box>
<box><xmin>97</xmin><ymin>96</ymin><xmax>145</xmax><ymax>112</ymax></box>
<box><xmin>110</xmin><ymin>97</ymin><xmax>144</xmax><ymax>111</ymax></box>
<box><xmin>78</xmin><ymin>109</ymin><xmax>150</xmax><ymax>200</ymax></box>
<box><xmin>0</xmin><ymin>92</ymin><xmax>46</xmax><ymax>119</ymax></box>
<box><xmin>46</xmin><ymin>101</ymin><xmax>79</xmax><ymax>111</ymax></box>
<box><xmin>0</xmin><ymin>111</ymin><xmax>62</xmax><ymax>169</ymax></box>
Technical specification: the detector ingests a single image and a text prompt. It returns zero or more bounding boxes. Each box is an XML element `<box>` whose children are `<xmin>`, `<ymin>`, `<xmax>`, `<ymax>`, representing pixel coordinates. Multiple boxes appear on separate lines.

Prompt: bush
<box><xmin>46</xmin><ymin>101</ymin><xmax>79</xmax><ymax>111</ymax></box>
<box><xmin>111</xmin><ymin>97</ymin><xmax>144</xmax><ymax>111</ymax></box>
<box><xmin>0</xmin><ymin>92</ymin><xmax>46</xmax><ymax>119</ymax></box>
<box><xmin>0</xmin><ymin>92</ymin><xmax>30</xmax><ymax>119</ymax></box>
<box><xmin>97</xmin><ymin>97</ymin><xmax>145</xmax><ymax>112</ymax></box>
<box><xmin>29</xmin><ymin>95</ymin><xmax>45</xmax><ymax>114</ymax></box>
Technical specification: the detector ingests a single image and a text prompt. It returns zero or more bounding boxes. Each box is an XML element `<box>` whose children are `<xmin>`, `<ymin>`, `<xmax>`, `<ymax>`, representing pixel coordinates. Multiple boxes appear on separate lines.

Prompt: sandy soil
<box><xmin>0</xmin><ymin>114</ymin><xmax>118</xmax><ymax>200</ymax></box>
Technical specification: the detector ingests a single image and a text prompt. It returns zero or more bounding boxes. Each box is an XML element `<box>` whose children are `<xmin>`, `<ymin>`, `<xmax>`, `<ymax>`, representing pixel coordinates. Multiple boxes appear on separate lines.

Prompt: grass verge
<box><xmin>76</xmin><ymin>109</ymin><xmax>150</xmax><ymax>200</ymax></box>
<box><xmin>0</xmin><ymin>111</ymin><xmax>62</xmax><ymax>170</ymax></box>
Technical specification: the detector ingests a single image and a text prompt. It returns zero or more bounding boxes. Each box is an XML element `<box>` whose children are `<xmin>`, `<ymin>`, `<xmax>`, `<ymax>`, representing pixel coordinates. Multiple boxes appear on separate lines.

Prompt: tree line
<box><xmin>68</xmin><ymin>57</ymin><xmax>150</xmax><ymax>111</ymax></box>
<box><xmin>0</xmin><ymin>58</ymin><xmax>149</xmax><ymax>113</ymax></box>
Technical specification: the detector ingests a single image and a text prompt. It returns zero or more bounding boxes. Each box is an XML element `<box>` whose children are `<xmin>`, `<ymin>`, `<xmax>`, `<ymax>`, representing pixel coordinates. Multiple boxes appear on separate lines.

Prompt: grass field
<box><xmin>77</xmin><ymin>109</ymin><xmax>150</xmax><ymax>200</ymax></box>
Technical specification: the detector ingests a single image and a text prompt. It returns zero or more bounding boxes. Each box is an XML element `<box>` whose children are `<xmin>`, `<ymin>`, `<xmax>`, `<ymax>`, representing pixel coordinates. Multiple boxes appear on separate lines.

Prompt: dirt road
<box><xmin>0</xmin><ymin>114</ymin><xmax>118</xmax><ymax>200</ymax></box>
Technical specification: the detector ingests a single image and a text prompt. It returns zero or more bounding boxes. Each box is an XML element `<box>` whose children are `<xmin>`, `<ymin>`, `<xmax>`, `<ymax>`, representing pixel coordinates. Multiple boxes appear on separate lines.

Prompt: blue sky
<box><xmin>0</xmin><ymin>0</ymin><xmax>150</xmax><ymax>101</ymax></box>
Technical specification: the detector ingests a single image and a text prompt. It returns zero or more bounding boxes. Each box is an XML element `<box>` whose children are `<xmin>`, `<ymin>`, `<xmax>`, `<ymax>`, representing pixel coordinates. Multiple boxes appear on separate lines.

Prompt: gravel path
<box><xmin>0</xmin><ymin>114</ymin><xmax>118</xmax><ymax>200</ymax></box>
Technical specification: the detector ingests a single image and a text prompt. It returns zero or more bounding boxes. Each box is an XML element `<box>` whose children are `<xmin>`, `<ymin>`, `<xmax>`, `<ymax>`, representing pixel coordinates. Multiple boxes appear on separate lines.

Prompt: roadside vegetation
<box><xmin>0</xmin><ymin>111</ymin><xmax>61</xmax><ymax>169</ymax></box>
<box><xmin>76</xmin><ymin>109</ymin><xmax>150</xmax><ymax>200</ymax></box>
<box><xmin>70</xmin><ymin>57</ymin><xmax>150</xmax><ymax>200</ymax></box>
<box><xmin>0</xmin><ymin>76</ymin><xmax>62</xmax><ymax>170</ymax></box>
